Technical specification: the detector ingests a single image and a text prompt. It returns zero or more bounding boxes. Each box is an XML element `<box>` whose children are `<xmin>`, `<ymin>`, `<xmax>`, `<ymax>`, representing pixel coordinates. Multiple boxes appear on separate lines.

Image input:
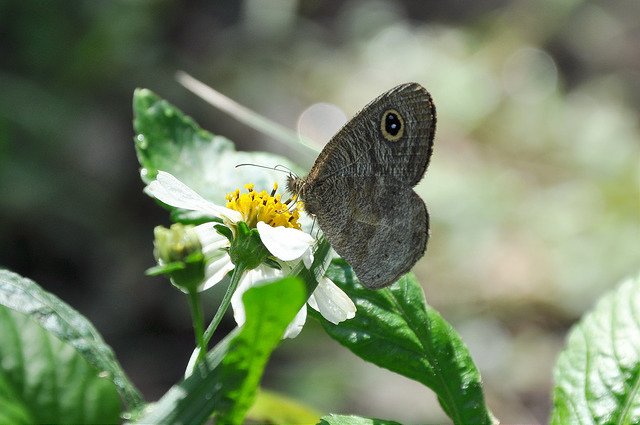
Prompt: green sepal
<box><xmin>228</xmin><ymin>222</ymin><xmax>270</xmax><ymax>270</ymax></box>
<box><xmin>263</xmin><ymin>257</ymin><xmax>282</xmax><ymax>270</ymax></box>
<box><xmin>145</xmin><ymin>262</ymin><xmax>185</xmax><ymax>276</ymax></box>
<box><xmin>144</xmin><ymin>252</ymin><xmax>205</xmax><ymax>291</ymax></box>
<box><xmin>171</xmin><ymin>209</ymin><xmax>223</xmax><ymax>225</ymax></box>
<box><xmin>168</xmin><ymin>252</ymin><xmax>206</xmax><ymax>292</ymax></box>
<box><xmin>214</xmin><ymin>224</ymin><xmax>234</xmax><ymax>243</ymax></box>
<box><xmin>146</xmin><ymin>253</ymin><xmax>206</xmax><ymax>292</ymax></box>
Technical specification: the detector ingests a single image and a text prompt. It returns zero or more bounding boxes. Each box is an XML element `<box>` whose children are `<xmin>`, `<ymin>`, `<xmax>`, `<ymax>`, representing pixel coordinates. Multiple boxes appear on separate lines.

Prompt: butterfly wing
<box><xmin>304</xmin><ymin>83</ymin><xmax>436</xmax><ymax>187</ymax></box>
<box><xmin>290</xmin><ymin>83</ymin><xmax>435</xmax><ymax>289</ymax></box>
<box><xmin>305</xmin><ymin>176</ymin><xmax>429</xmax><ymax>289</ymax></box>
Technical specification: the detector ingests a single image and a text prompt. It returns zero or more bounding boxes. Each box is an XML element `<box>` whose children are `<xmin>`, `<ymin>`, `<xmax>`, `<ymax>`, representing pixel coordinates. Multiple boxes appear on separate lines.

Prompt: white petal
<box><xmin>283</xmin><ymin>306</ymin><xmax>307</xmax><ymax>339</ymax></box>
<box><xmin>308</xmin><ymin>276</ymin><xmax>356</xmax><ymax>324</ymax></box>
<box><xmin>146</xmin><ymin>171</ymin><xmax>242</xmax><ymax>222</ymax></box>
<box><xmin>231</xmin><ymin>265</ymin><xmax>283</xmax><ymax>326</ymax></box>
<box><xmin>257</xmin><ymin>221</ymin><xmax>314</xmax><ymax>261</ymax></box>
<box><xmin>297</xmin><ymin>210</ymin><xmax>317</xmax><ymax>234</ymax></box>
<box><xmin>184</xmin><ymin>346</ymin><xmax>201</xmax><ymax>378</ymax></box>
<box><xmin>302</xmin><ymin>249</ymin><xmax>314</xmax><ymax>269</ymax></box>
<box><xmin>202</xmin><ymin>255</ymin><xmax>235</xmax><ymax>291</ymax></box>
<box><xmin>231</xmin><ymin>272</ymin><xmax>253</xmax><ymax>327</ymax></box>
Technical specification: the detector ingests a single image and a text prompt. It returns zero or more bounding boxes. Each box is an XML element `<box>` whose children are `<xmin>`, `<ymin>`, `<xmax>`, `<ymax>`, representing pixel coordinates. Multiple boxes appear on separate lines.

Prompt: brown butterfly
<box><xmin>288</xmin><ymin>83</ymin><xmax>436</xmax><ymax>289</ymax></box>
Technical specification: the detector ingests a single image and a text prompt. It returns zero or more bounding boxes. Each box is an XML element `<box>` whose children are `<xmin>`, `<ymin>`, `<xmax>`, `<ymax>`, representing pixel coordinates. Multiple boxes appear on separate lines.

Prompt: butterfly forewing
<box><xmin>305</xmin><ymin>83</ymin><xmax>435</xmax><ymax>187</ymax></box>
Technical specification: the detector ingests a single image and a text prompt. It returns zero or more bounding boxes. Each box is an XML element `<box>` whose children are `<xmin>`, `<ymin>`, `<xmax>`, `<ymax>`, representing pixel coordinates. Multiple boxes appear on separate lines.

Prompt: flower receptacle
<box><xmin>229</xmin><ymin>221</ymin><xmax>270</xmax><ymax>270</ymax></box>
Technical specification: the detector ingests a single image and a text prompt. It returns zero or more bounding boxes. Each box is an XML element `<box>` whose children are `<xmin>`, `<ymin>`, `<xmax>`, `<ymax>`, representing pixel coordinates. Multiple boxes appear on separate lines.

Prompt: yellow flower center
<box><xmin>225</xmin><ymin>183</ymin><xmax>302</xmax><ymax>229</ymax></box>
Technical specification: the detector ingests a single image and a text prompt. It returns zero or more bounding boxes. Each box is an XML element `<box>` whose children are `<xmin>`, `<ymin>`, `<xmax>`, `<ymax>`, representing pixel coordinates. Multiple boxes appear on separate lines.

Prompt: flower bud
<box><xmin>148</xmin><ymin>224</ymin><xmax>205</xmax><ymax>292</ymax></box>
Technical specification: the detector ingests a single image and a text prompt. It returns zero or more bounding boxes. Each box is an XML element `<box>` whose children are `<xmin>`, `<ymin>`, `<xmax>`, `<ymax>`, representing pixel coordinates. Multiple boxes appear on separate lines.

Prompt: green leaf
<box><xmin>310</xmin><ymin>260</ymin><xmax>495</xmax><ymax>425</ymax></box>
<box><xmin>295</xmin><ymin>237</ymin><xmax>332</xmax><ymax>296</ymax></box>
<box><xmin>551</xmin><ymin>273</ymin><xmax>640</xmax><ymax>425</ymax></box>
<box><xmin>133</xmin><ymin>88</ymin><xmax>303</xmax><ymax>205</ymax></box>
<box><xmin>318</xmin><ymin>414</ymin><xmax>402</xmax><ymax>425</ymax></box>
<box><xmin>246</xmin><ymin>388</ymin><xmax>321</xmax><ymax>424</ymax></box>
<box><xmin>0</xmin><ymin>357</ymin><xmax>33</xmax><ymax>425</ymax></box>
<box><xmin>136</xmin><ymin>276</ymin><xmax>307</xmax><ymax>425</ymax></box>
<box><xmin>0</xmin><ymin>305</ymin><xmax>121</xmax><ymax>424</ymax></box>
<box><xmin>0</xmin><ymin>269</ymin><xmax>144</xmax><ymax>412</ymax></box>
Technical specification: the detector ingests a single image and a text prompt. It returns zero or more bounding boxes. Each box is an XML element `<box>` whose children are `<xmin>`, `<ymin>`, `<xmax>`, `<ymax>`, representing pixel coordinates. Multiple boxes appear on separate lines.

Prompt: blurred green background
<box><xmin>1</xmin><ymin>0</ymin><xmax>638</xmax><ymax>423</ymax></box>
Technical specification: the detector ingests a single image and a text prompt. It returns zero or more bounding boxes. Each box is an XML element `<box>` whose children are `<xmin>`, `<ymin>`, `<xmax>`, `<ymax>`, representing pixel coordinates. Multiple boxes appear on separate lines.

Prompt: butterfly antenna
<box><xmin>235</xmin><ymin>163</ymin><xmax>293</xmax><ymax>175</ymax></box>
<box><xmin>273</xmin><ymin>164</ymin><xmax>298</xmax><ymax>179</ymax></box>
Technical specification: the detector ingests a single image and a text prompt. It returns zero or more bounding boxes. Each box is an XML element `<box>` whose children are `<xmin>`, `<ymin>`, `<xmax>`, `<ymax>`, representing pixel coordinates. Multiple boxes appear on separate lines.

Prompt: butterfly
<box><xmin>288</xmin><ymin>83</ymin><xmax>436</xmax><ymax>289</ymax></box>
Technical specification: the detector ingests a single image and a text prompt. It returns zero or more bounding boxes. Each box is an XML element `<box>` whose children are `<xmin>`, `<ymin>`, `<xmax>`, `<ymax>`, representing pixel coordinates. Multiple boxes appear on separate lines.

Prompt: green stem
<box><xmin>198</xmin><ymin>265</ymin><xmax>245</xmax><ymax>361</ymax></box>
<box><xmin>187</xmin><ymin>289</ymin><xmax>205</xmax><ymax>360</ymax></box>
<box><xmin>192</xmin><ymin>238</ymin><xmax>330</xmax><ymax>364</ymax></box>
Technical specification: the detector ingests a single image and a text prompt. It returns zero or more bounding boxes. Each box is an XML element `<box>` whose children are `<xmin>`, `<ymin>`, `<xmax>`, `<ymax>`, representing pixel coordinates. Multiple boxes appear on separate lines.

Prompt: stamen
<box><xmin>225</xmin><ymin>182</ymin><xmax>302</xmax><ymax>229</ymax></box>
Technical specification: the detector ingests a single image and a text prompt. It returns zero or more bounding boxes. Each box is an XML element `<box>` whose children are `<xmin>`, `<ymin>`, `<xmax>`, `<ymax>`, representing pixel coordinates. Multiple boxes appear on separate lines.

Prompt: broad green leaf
<box><xmin>551</xmin><ymin>273</ymin><xmax>640</xmax><ymax>425</ymax></box>
<box><xmin>318</xmin><ymin>414</ymin><xmax>402</xmax><ymax>425</ymax></box>
<box><xmin>136</xmin><ymin>276</ymin><xmax>306</xmax><ymax>425</ymax></box>
<box><xmin>310</xmin><ymin>260</ymin><xmax>495</xmax><ymax>425</ymax></box>
<box><xmin>246</xmin><ymin>388</ymin><xmax>321</xmax><ymax>425</ymax></box>
<box><xmin>0</xmin><ymin>269</ymin><xmax>144</xmax><ymax>412</ymax></box>
<box><xmin>295</xmin><ymin>236</ymin><xmax>332</xmax><ymax>295</ymax></box>
<box><xmin>318</xmin><ymin>414</ymin><xmax>400</xmax><ymax>425</ymax></box>
<box><xmin>0</xmin><ymin>305</ymin><xmax>121</xmax><ymax>424</ymax></box>
<box><xmin>0</xmin><ymin>361</ymin><xmax>32</xmax><ymax>425</ymax></box>
<box><xmin>133</xmin><ymin>88</ymin><xmax>303</xmax><ymax>206</ymax></box>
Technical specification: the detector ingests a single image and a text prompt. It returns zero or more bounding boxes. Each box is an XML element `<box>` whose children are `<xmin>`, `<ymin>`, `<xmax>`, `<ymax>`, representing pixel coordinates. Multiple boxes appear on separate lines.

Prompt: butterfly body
<box><xmin>288</xmin><ymin>83</ymin><xmax>436</xmax><ymax>289</ymax></box>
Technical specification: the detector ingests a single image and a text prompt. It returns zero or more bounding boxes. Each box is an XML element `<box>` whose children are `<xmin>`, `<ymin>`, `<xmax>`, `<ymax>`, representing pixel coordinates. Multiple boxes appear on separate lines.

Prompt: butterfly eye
<box><xmin>380</xmin><ymin>109</ymin><xmax>405</xmax><ymax>142</ymax></box>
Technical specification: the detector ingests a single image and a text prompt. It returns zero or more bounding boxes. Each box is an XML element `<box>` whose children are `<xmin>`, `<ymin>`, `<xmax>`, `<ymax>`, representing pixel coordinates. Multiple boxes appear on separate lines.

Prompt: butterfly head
<box><xmin>286</xmin><ymin>174</ymin><xmax>306</xmax><ymax>199</ymax></box>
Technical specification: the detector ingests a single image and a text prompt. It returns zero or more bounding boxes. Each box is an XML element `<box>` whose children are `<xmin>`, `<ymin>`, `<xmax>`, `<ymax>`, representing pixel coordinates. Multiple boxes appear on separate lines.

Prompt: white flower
<box><xmin>146</xmin><ymin>171</ymin><xmax>356</xmax><ymax>337</ymax></box>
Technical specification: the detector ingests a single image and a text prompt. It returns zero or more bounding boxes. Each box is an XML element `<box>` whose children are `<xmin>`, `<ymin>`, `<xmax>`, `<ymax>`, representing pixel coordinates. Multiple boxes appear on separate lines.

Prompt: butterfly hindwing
<box><xmin>304</xmin><ymin>176</ymin><xmax>429</xmax><ymax>289</ymax></box>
